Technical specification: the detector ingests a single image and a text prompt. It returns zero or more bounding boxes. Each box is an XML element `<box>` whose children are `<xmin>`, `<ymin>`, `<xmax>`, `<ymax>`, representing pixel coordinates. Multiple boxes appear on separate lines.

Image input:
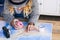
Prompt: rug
<box><xmin>0</xmin><ymin>20</ymin><xmax>53</xmax><ymax>40</ymax></box>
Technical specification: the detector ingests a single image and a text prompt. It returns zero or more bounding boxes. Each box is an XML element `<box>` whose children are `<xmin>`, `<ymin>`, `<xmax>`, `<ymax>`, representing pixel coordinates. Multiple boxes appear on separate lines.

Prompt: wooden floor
<box><xmin>39</xmin><ymin>15</ymin><xmax>60</xmax><ymax>40</ymax></box>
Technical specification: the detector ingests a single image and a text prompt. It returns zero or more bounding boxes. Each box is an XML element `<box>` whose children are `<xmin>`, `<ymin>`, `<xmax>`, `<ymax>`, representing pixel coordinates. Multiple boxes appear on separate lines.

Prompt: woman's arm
<box><xmin>25</xmin><ymin>0</ymin><xmax>40</xmax><ymax>32</ymax></box>
<box><xmin>2</xmin><ymin>0</ymin><xmax>14</xmax><ymax>24</ymax></box>
<box><xmin>28</xmin><ymin>0</ymin><xmax>40</xmax><ymax>24</ymax></box>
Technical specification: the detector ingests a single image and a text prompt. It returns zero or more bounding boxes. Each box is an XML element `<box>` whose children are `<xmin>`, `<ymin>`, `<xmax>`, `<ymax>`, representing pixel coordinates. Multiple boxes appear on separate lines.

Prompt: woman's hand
<box><xmin>25</xmin><ymin>22</ymin><xmax>39</xmax><ymax>32</ymax></box>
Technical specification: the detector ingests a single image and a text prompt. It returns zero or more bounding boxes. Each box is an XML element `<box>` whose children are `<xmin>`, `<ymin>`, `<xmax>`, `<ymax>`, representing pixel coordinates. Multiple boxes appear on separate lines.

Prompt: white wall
<box><xmin>38</xmin><ymin>0</ymin><xmax>60</xmax><ymax>16</ymax></box>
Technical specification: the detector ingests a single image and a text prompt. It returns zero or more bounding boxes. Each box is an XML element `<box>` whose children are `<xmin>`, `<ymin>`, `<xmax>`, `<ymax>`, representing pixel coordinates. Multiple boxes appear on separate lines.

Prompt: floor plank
<box><xmin>39</xmin><ymin>15</ymin><xmax>60</xmax><ymax>40</ymax></box>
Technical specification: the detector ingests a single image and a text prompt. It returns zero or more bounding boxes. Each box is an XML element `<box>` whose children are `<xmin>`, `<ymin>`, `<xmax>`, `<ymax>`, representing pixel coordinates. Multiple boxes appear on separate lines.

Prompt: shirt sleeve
<box><xmin>28</xmin><ymin>0</ymin><xmax>40</xmax><ymax>24</ymax></box>
<box><xmin>2</xmin><ymin>0</ymin><xmax>14</xmax><ymax>24</ymax></box>
<box><xmin>2</xmin><ymin>13</ymin><xmax>14</xmax><ymax>24</ymax></box>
